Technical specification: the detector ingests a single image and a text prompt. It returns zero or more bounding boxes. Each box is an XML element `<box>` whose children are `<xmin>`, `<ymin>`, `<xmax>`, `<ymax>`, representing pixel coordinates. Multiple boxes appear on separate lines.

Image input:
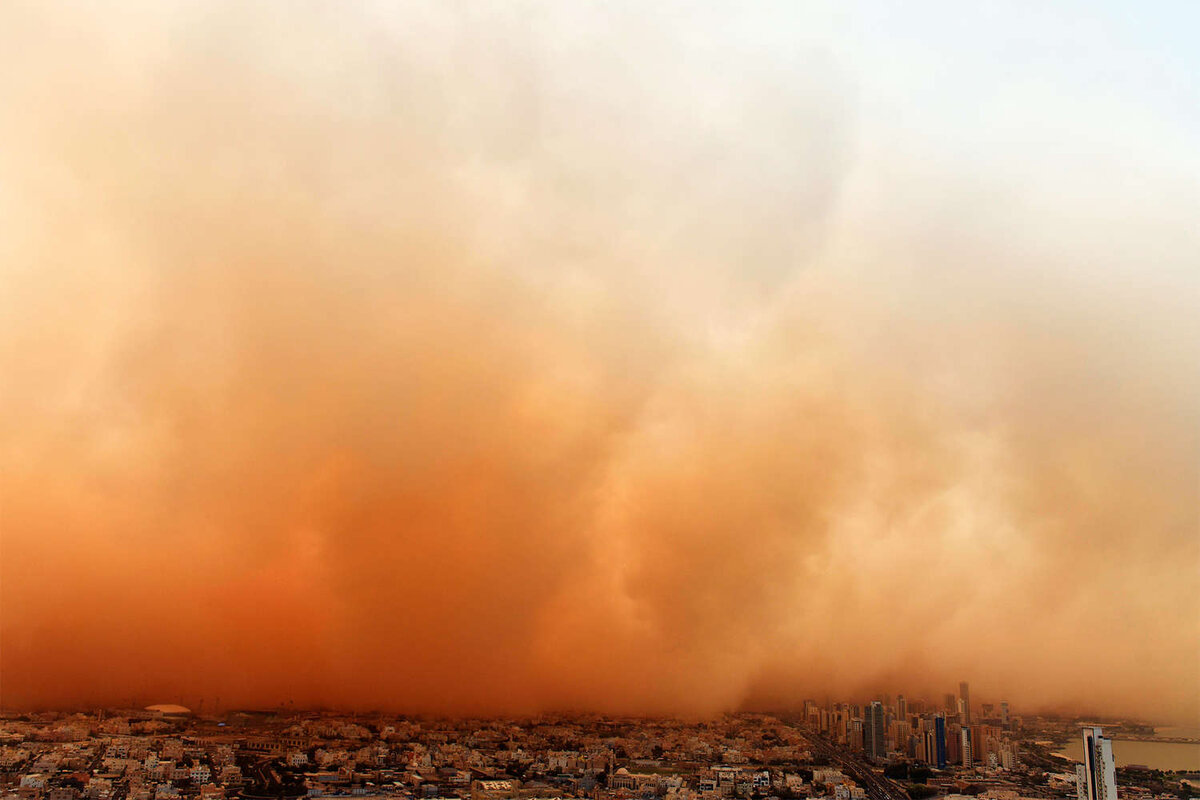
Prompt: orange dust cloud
<box><xmin>1</xmin><ymin>2</ymin><xmax>1197</xmax><ymax>721</ymax></box>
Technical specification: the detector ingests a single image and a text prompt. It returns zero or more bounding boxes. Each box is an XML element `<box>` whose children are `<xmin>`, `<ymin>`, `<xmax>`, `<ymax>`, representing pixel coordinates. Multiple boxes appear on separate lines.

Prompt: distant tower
<box><xmin>865</xmin><ymin>701</ymin><xmax>886</xmax><ymax>760</ymax></box>
<box><xmin>934</xmin><ymin>714</ymin><xmax>947</xmax><ymax>770</ymax></box>
<box><xmin>1077</xmin><ymin>727</ymin><xmax>1118</xmax><ymax>800</ymax></box>
<box><xmin>959</xmin><ymin>681</ymin><xmax>971</xmax><ymax>725</ymax></box>
<box><xmin>897</xmin><ymin>695</ymin><xmax>907</xmax><ymax>720</ymax></box>
<box><xmin>1000</xmin><ymin>701</ymin><xmax>1010</xmax><ymax>727</ymax></box>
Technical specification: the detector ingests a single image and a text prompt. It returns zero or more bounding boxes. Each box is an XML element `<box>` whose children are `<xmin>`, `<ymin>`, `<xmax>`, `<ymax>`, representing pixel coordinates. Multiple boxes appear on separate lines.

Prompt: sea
<box><xmin>1055</xmin><ymin>726</ymin><xmax>1200</xmax><ymax>772</ymax></box>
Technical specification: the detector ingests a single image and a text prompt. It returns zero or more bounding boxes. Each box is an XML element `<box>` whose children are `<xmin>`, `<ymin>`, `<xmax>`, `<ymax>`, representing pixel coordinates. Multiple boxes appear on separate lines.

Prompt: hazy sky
<box><xmin>1</xmin><ymin>1</ymin><xmax>1197</xmax><ymax>721</ymax></box>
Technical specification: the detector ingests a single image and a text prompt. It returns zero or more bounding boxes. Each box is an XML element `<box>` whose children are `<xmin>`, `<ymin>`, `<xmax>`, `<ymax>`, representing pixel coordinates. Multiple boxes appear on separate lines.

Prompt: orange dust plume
<box><xmin>1</xmin><ymin>1</ymin><xmax>1197</xmax><ymax>721</ymax></box>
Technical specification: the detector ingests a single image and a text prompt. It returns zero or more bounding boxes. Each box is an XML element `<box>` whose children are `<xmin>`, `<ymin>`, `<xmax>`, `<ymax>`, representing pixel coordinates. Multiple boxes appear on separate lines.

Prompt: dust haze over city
<box><xmin>1</xmin><ymin>1</ymin><xmax>1198</xmax><ymax>729</ymax></box>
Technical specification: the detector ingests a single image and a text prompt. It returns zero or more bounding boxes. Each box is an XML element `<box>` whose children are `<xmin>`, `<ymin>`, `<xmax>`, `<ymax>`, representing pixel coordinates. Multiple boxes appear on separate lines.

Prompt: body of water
<box><xmin>1055</xmin><ymin>728</ymin><xmax>1200</xmax><ymax>772</ymax></box>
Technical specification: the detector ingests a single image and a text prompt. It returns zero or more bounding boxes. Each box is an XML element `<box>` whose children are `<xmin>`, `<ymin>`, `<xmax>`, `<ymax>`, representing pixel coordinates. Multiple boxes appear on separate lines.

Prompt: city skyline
<box><xmin>1</xmin><ymin>3</ymin><xmax>1198</xmax><ymax>723</ymax></box>
<box><xmin>2</xmin><ymin>704</ymin><xmax>1196</xmax><ymax>800</ymax></box>
<box><xmin>0</xmin><ymin>682</ymin><xmax>1012</xmax><ymax>719</ymax></box>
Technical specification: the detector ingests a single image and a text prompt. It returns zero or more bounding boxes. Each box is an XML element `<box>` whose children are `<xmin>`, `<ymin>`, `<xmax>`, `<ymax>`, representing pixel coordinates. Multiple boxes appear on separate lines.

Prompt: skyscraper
<box><xmin>865</xmin><ymin>701</ymin><xmax>886</xmax><ymax>760</ymax></box>
<box><xmin>1078</xmin><ymin>727</ymin><xmax>1118</xmax><ymax>800</ymax></box>
<box><xmin>897</xmin><ymin>694</ymin><xmax>907</xmax><ymax>720</ymax></box>
<box><xmin>947</xmin><ymin>723</ymin><xmax>961</xmax><ymax>764</ymax></box>
<box><xmin>961</xmin><ymin>726</ymin><xmax>973</xmax><ymax>768</ymax></box>
<box><xmin>934</xmin><ymin>714</ymin><xmax>948</xmax><ymax>770</ymax></box>
<box><xmin>959</xmin><ymin>681</ymin><xmax>971</xmax><ymax>725</ymax></box>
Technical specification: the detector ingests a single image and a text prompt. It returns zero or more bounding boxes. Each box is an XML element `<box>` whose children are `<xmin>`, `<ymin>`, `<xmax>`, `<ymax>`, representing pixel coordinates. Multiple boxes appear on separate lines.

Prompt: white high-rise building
<box><xmin>1076</xmin><ymin>727</ymin><xmax>1117</xmax><ymax>800</ymax></box>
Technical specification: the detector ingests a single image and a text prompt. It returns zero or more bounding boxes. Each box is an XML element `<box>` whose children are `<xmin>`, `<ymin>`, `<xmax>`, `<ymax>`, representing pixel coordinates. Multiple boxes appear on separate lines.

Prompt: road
<box><xmin>801</xmin><ymin>731</ymin><xmax>909</xmax><ymax>800</ymax></box>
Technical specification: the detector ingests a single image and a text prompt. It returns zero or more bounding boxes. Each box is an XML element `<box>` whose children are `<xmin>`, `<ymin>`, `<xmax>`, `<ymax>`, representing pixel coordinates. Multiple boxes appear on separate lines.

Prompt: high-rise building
<box><xmin>934</xmin><ymin>714</ymin><xmax>948</xmax><ymax>770</ymax></box>
<box><xmin>1076</xmin><ymin>765</ymin><xmax>1090</xmax><ymax>800</ymax></box>
<box><xmin>895</xmin><ymin>721</ymin><xmax>913</xmax><ymax>757</ymax></box>
<box><xmin>865</xmin><ymin>701</ymin><xmax>886</xmax><ymax>760</ymax></box>
<box><xmin>1000</xmin><ymin>701</ymin><xmax>1010</xmax><ymax>727</ymax></box>
<box><xmin>1077</xmin><ymin>727</ymin><xmax>1117</xmax><ymax>800</ymax></box>
<box><xmin>897</xmin><ymin>694</ymin><xmax>907</xmax><ymax>720</ymax></box>
<box><xmin>1000</xmin><ymin>740</ymin><xmax>1019</xmax><ymax>771</ymax></box>
<box><xmin>947</xmin><ymin>724</ymin><xmax>961</xmax><ymax>764</ymax></box>
<box><xmin>961</xmin><ymin>727</ymin><xmax>973</xmax><ymax>768</ymax></box>
<box><xmin>850</xmin><ymin>718</ymin><xmax>864</xmax><ymax>751</ymax></box>
<box><xmin>959</xmin><ymin>681</ymin><xmax>971</xmax><ymax>725</ymax></box>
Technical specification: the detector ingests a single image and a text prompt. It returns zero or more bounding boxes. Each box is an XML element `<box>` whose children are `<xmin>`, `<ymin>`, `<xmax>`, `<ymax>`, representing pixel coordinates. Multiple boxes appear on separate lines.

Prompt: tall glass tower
<box><xmin>934</xmin><ymin>713</ymin><xmax>947</xmax><ymax>770</ymax></box>
<box><xmin>865</xmin><ymin>701</ymin><xmax>886</xmax><ymax>760</ymax></box>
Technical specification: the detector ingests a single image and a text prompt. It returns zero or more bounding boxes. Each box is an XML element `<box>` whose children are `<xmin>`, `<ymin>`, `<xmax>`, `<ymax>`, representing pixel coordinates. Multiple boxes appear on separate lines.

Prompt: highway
<box><xmin>801</xmin><ymin>731</ymin><xmax>909</xmax><ymax>800</ymax></box>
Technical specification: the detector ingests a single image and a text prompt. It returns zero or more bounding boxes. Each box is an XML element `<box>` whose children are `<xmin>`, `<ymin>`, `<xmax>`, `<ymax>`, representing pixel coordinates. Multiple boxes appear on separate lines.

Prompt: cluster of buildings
<box><xmin>3</xmin><ymin>711</ymin><xmax>841</xmax><ymax>800</ymax></box>
<box><xmin>0</xmin><ymin>693</ymin><xmax>1181</xmax><ymax>800</ymax></box>
<box><xmin>802</xmin><ymin>683</ymin><xmax>1021</xmax><ymax>771</ymax></box>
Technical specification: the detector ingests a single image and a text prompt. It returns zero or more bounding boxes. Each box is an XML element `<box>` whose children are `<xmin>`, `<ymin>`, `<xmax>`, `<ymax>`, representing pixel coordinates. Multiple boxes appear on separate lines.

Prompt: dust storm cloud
<box><xmin>1</xmin><ymin>2</ymin><xmax>1197</xmax><ymax>721</ymax></box>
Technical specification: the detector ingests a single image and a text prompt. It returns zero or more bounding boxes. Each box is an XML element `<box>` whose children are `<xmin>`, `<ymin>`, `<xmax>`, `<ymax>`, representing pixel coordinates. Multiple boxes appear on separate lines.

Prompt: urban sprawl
<box><xmin>3</xmin><ymin>685</ymin><xmax>1195</xmax><ymax>800</ymax></box>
